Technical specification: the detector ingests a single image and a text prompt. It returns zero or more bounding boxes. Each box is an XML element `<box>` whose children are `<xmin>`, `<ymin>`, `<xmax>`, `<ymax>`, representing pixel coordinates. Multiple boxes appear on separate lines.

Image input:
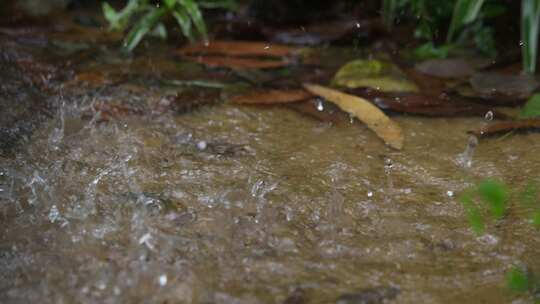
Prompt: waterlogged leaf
<box><xmin>349</xmin><ymin>88</ymin><xmax>505</xmax><ymax>117</ymax></box>
<box><xmin>519</xmin><ymin>94</ymin><xmax>540</xmax><ymax>119</ymax></box>
<box><xmin>303</xmin><ymin>83</ymin><xmax>404</xmax><ymax>149</ymax></box>
<box><xmin>469</xmin><ymin>119</ymin><xmax>540</xmax><ymax>137</ymax></box>
<box><xmin>178</xmin><ymin>40</ymin><xmax>298</xmax><ymax>57</ymax></box>
<box><xmin>478</xmin><ymin>180</ymin><xmax>508</xmax><ymax>219</ymax></box>
<box><xmin>470</xmin><ymin>72</ymin><xmax>539</xmax><ymax>100</ymax></box>
<box><xmin>230</xmin><ymin>89</ymin><xmax>313</xmax><ymax>105</ymax></box>
<box><xmin>332</xmin><ymin>59</ymin><xmax>419</xmax><ymax>93</ymax></box>
<box><xmin>185</xmin><ymin>56</ymin><xmax>290</xmax><ymax>69</ymax></box>
<box><xmin>415</xmin><ymin>58</ymin><xmax>475</xmax><ymax>79</ymax></box>
<box><xmin>507</xmin><ymin>267</ymin><xmax>530</xmax><ymax>293</ymax></box>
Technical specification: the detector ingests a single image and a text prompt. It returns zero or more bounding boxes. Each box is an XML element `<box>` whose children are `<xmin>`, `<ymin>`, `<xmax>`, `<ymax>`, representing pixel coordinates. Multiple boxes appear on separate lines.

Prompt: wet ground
<box><xmin>1</xmin><ymin>10</ymin><xmax>540</xmax><ymax>304</ymax></box>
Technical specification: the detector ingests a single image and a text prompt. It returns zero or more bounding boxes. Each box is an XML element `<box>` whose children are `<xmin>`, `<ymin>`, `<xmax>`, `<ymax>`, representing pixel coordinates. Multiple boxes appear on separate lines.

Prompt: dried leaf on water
<box><xmin>229</xmin><ymin>89</ymin><xmax>313</xmax><ymax>105</ymax></box>
<box><xmin>303</xmin><ymin>83</ymin><xmax>404</xmax><ymax>149</ymax></box>
<box><xmin>332</xmin><ymin>59</ymin><xmax>418</xmax><ymax>92</ymax></box>
<box><xmin>348</xmin><ymin>88</ymin><xmax>507</xmax><ymax>118</ymax></box>
<box><xmin>178</xmin><ymin>40</ymin><xmax>298</xmax><ymax>57</ymax></box>
<box><xmin>185</xmin><ymin>56</ymin><xmax>290</xmax><ymax>69</ymax></box>
<box><xmin>469</xmin><ymin>119</ymin><xmax>540</xmax><ymax>137</ymax></box>
<box><xmin>178</xmin><ymin>40</ymin><xmax>300</xmax><ymax>69</ymax></box>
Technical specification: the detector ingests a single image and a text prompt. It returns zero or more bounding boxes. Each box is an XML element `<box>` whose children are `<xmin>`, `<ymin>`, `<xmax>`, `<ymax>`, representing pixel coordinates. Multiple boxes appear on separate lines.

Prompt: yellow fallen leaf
<box><xmin>303</xmin><ymin>83</ymin><xmax>404</xmax><ymax>150</ymax></box>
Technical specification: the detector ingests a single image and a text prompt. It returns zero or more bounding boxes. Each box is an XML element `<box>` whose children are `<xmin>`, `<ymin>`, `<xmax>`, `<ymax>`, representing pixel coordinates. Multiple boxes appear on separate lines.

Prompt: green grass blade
<box><xmin>521</xmin><ymin>0</ymin><xmax>540</xmax><ymax>74</ymax></box>
<box><xmin>382</xmin><ymin>0</ymin><xmax>398</xmax><ymax>30</ymax></box>
<box><xmin>123</xmin><ymin>7</ymin><xmax>167</xmax><ymax>52</ymax></box>
<box><xmin>447</xmin><ymin>0</ymin><xmax>486</xmax><ymax>43</ymax></box>
<box><xmin>179</xmin><ymin>0</ymin><xmax>208</xmax><ymax>43</ymax></box>
<box><xmin>197</xmin><ymin>0</ymin><xmax>238</xmax><ymax>10</ymax></box>
<box><xmin>172</xmin><ymin>8</ymin><xmax>195</xmax><ymax>42</ymax></box>
<box><xmin>103</xmin><ymin>0</ymin><xmax>148</xmax><ymax>31</ymax></box>
<box><xmin>478</xmin><ymin>180</ymin><xmax>508</xmax><ymax>219</ymax></box>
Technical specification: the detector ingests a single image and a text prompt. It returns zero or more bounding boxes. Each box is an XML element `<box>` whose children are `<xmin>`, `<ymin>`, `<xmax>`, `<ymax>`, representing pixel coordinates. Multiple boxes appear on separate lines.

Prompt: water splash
<box><xmin>456</xmin><ymin>136</ymin><xmax>479</xmax><ymax>168</ymax></box>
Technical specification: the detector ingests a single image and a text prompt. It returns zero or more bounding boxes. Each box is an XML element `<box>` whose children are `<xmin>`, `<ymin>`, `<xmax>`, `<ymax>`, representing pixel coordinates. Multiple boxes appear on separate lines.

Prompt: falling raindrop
<box><xmin>349</xmin><ymin>114</ymin><xmax>355</xmax><ymax>124</ymax></box>
<box><xmin>367</xmin><ymin>191</ymin><xmax>373</xmax><ymax>198</ymax></box>
<box><xmin>446</xmin><ymin>190</ymin><xmax>454</xmax><ymax>197</ymax></box>
<box><xmin>159</xmin><ymin>274</ymin><xmax>168</xmax><ymax>286</ymax></box>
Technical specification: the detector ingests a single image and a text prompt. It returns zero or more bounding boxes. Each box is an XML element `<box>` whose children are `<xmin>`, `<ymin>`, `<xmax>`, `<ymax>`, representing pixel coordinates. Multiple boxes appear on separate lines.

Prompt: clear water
<box><xmin>1</xmin><ymin>21</ymin><xmax>540</xmax><ymax>304</ymax></box>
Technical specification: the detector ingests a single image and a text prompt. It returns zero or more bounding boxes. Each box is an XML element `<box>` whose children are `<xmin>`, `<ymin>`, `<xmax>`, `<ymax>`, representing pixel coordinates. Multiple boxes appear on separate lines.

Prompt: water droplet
<box><xmin>446</xmin><ymin>190</ymin><xmax>454</xmax><ymax>197</ymax></box>
<box><xmin>355</xmin><ymin>22</ymin><xmax>361</xmax><ymax>28</ymax></box>
<box><xmin>48</xmin><ymin>205</ymin><xmax>60</xmax><ymax>223</ymax></box>
<box><xmin>196</xmin><ymin>141</ymin><xmax>207</xmax><ymax>151</ymax></box>
<box><xmin>484</xmin><ymin>111</ymin><xmax>494</xmax><ymax>121</ymax></box>
<box><xmin>316</xmin><ymin>99</ymin><xmax>324</xmax><ymax>111</ymax></box>
<box><xmin>367</xmin><ymin>191</ymin><xmax>373</xmax><ymax>197</ymax></box>
<box><xmin>264</xmin><ymin>45</ymin><xmax>270</xmax><ymax>50</ymax></box>
<box><xmin>519</xmin><ymin>40</ymin><xmax>524</xmax><ymax>47</ymax></box>
<box><xmin>159</xmin><ymin>274</ymin><xmax>168</xmax><ymax>286</ymax></box>
<box><xmin>349</xmin><ymin>114</ymin><xmax>355</xmax><ymax>124</ymax></box>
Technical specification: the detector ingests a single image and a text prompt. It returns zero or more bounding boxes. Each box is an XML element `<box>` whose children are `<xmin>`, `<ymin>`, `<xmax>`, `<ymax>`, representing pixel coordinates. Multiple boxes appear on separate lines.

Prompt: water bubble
<box><xmin>446</xmin><ymin>190</ymin><xmax>454</xmax><ymax>197</ymax></box>
<box><xmin>159</xmin><ymin>274</ymin><xmax>168</xmax><ymax>286</ymax></box>
<box><xmin>484</xmin><ymin>111</ymin><xmax>494</xmax><ymax>121</ymax></box>
<box><xmin>367</xmin><ymin>191</ymin><xmax>373</xmax><ymax>198</ymax></box>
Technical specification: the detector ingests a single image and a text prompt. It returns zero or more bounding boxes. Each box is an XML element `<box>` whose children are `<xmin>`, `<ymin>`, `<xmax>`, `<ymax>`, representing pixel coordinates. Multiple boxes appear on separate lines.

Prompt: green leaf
<box><xmin>332</xmin><ymin>59</ymin><xmax>419</xmax><ymax>92</ymax></box>
<box><xmin>520</xmin><ymin>93</ymin><xmax>540</xmax><ymax>119</ymax></box>
<box><xmin>521</xmin><ymin>0</ymin><xmax>540</xmax><ymax>74</ymax></box>
<box><xmin>172</xmin><ymin>8</ymin><xmax>195</xmax><ymax>42</ymax></box>
<box><xmin>103</xmin><ymin>0</ymin><xmax>149</xmax><ymax>31</ymax></box>
<box><xmin>198</xmin><ymin>0</ymin><xmax>238</xmax><ymax>10</ymax></box>
<box><xmin>507</xmin><ymin>266</ymin><xmax>530</xmax><ymax>293</ymax></box>
<box><xmin>414</xmin><ymin>42</ymin><xmax>454</xmax><ymax>60</ymax></box>
<box><xmin>533</xmin><ymin>210</ymin><xmax>540</xmax><ymax>227</ymax></box>
<box><xmin>478</xmin><ymin>180</ymin><xmax>508</xmax><ymax>219</ymax></box>
<box><xmin>460</xmin><ymin>191</ymin><xmax>485</xmax><ymax>235</ymax></box>
<box><xmin>123</xmin><ymin>7</ymin><xmax>167</xmax><ymax>52</ymax></box>
<box><xmin>447</xmin><ymin>0</ymin><xmax>486</xmax><ymax>43</ymax></box>
<box><xmin>179</xmin><ymin>0</ymin><xmax>208</xmax><ymax>42</ymax></box>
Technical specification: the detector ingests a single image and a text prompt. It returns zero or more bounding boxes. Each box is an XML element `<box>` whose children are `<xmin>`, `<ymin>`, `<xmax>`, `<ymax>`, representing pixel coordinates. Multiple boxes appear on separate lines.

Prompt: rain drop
<box><xmin>316</xmin><ymin>99</ymin><xmax>324</xmax><ymax>111</ymax></box>
<box><xmin>484</xmin><ymin>111</ymin><xmax>493</xmax><ymax>121</ymax></box>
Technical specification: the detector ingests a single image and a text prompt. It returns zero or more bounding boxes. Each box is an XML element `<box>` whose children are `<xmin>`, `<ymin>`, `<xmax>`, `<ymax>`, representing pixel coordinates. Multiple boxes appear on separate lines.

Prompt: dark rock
<box><xmin>336</xmin><ymin>286</ymin><xmax>400</xmax><ymax>304</ymax></box>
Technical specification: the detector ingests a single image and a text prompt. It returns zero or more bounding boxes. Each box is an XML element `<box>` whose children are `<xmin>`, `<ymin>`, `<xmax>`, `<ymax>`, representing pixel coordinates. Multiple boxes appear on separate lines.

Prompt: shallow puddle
<box><xmin>1</xmin><ymin>13</ymin><xmax>540</xmax><ymax>304</ymax></box>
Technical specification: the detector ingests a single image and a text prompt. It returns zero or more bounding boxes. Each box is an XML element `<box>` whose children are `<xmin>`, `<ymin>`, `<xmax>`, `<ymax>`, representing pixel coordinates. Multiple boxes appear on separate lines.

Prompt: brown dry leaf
<box><xmin>230</xmin><ymin>89</ymin><xmax>313</xmax><ymax>104</ymax></box>
<box><xmin>469</xmin><ymin>119</ymin><xmax>540</xmax><ymax>137</ymax></box>
<box><xmin>183</xmin><ymin>56</ymin><xmax>290</xmax><ymax>69</ymax></box>
<box><xmin>67</xmin><ymin>71</ymin><xmax>111</xmax><ymax>87</ymax></box>
<box><xmin>178</xmin><ymin>40</ymin><xmax>297</xmax><ymax>57</ymax></box>
<box><xmin>303</xmin><ymin>83</ymin><xmax>404</xmax><ymax>149</ymax></box>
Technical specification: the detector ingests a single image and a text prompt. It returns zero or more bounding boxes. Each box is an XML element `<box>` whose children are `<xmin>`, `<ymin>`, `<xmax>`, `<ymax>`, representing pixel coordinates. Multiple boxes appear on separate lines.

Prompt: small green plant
<box><xmin>506</xmin><ymin>266</ymin><xmax>540</xmax><ymax>302</ymax></box>
<box><xmin>382</xmin><ymin>0</ymin><xmax>540</xmax><ymax>73</ymax></box>
<box><xmin>459</xmin><ymin>179</ymin><xmax>508</xmax><ymax>235</ymax></box>
<box><xmin>459</xmin><ymin>179</ymin><xmax>540</xmax><ymax>235</ymax></box>
<box><xmin>102</xmin><ymin>0</ymin><xmax>237</xmax><ymax>52</ymax></box>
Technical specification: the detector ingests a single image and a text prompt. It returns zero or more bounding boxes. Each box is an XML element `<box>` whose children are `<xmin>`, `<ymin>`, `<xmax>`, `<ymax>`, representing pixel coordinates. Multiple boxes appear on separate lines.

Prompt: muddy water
<box><xmin>1</xmin><ymin>24</ymin><xmax>540</xmax><ymax>304</ymax></box>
